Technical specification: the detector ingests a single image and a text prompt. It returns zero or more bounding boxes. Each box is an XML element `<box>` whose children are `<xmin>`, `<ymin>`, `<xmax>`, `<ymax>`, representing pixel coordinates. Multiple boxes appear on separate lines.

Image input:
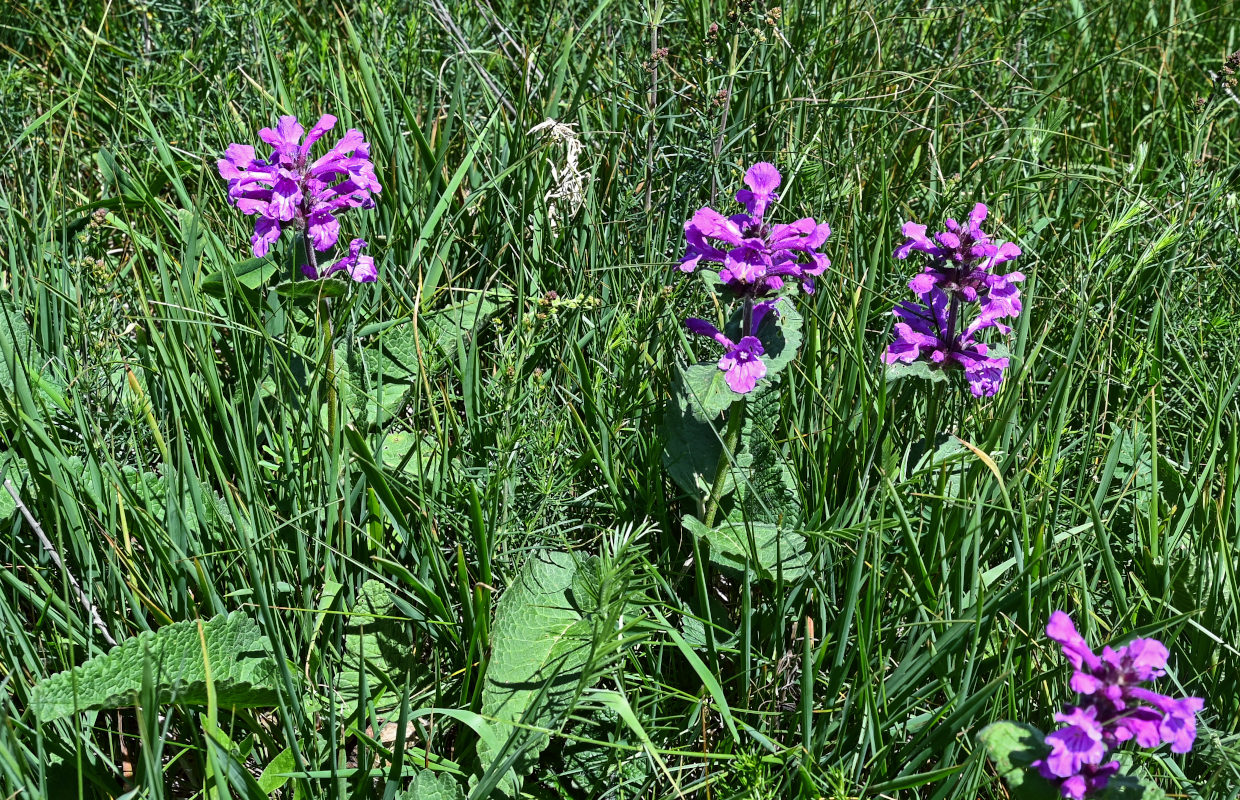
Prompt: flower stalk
<box><xmin>703</xmin><ymin>397</ymin><xmax>745</xmax><ymax>528</ymax></box>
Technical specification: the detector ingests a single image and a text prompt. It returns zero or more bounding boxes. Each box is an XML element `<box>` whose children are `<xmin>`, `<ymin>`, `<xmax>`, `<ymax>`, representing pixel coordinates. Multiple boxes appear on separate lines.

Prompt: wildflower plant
<box><xmin>980</xmin><ymin>612</ymin><xmax>1203</xmax><ymax>799</ymax></box>
<box><xmin>216</xmin><ymin>113</ymin><xmax>383</xmax><ymax>446</ymax></box>
<box><xmin>884</xmin><ymin>203</ymin><xmax>1023</xmax><ymax>398</ymax></box>
<box><xmin>665</xmin><ymin>163</ymin><xmax>827</xmax><ymax>533</ymax></box>
<box><xmin>217</xmin><ymin>113</ymin><xmax>381</xmax><ymax>283</ymax></box>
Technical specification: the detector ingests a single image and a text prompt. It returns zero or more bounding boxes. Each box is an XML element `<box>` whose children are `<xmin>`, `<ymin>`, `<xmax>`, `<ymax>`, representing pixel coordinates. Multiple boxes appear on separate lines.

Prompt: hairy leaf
<box><xmin>682</xmin><ymin>515</ymin><xmax>809</xmax><ymax>581</ymax></box>
<box><xmin>394</xmin><ymin>769</ymin><xmax>466</xmax><ymax>800</ymax></box>
<box><xmin>736</xmin><ymin>385</ymin><xmax>800</xmax><ymax>523</ymax></box>
<box><xmin>30</xmin><ymin>613</ymin><xmax>282</xmax><ymax>722</ymax></box>
<box><xmin>977</xmin><ymin>722</ymin><xmax>1057</xmax><ymax>799</ymax></box>
<box><xmin>478</xmin><ymin>550</ymin><xmax>595</xmax><ymax>794</ymax></box>
<box><xmin>337</xmin><ymin>580</ymin><xmax>417</xmax><ymax>711</ymax></box>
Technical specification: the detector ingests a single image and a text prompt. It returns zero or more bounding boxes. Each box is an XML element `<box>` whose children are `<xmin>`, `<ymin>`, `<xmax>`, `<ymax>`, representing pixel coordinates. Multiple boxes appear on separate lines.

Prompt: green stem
<box><xmin>302</xmin><ymin>235</ymin><xmax>338</xmax><ymax>445</ymax></box>
<box><xmin>926</xmin><ymin>381</ymin><xmax>945</xmax><ymax>469</ymax></box>
<box><xmin>320</xmin><ymin>296</ymin><xmax>338</xmax><ymax>445</ymax></box>
<box><xmin>303</xmin><ymin>235</ymin><xmax>342</xmax><ymax>561</ymax></box>
<box><xmin>703</xmin><ymin>398</ymin><xmax>746</xmax><ymax>528</ymax></box>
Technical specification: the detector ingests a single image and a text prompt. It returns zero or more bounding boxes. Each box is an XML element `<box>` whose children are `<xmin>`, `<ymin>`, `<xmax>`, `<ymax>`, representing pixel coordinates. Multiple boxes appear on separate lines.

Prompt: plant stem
<box><xmin>703</xmin><ymin>398</ymin><xmax>746</xmax><ymax>527</ymax></box>
<box><xmin>302</xmin><ymin>236</ymin><xmax>338</xmax><ymax>446</ymax></box>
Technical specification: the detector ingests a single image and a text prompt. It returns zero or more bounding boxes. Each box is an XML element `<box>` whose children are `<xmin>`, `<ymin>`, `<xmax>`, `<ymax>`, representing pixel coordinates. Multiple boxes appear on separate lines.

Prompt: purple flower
<box><xmin>896</xmin><ymin>203</ymin><xmax>1024</xmax><ymax>327</ymax></box>
<box><xmin>1039</xmin><ymin>706</ymin><xmax>1108</xmax><ymax>778</ymax></box>
<box><xmin>1126</xmin><ymin>689</ymin><xmax>1205</xmax><ymax>754</ymax></box>
<box><xmin>302</xmin><ymin>238</ymin><xmax>377</xmax><ymax>283</ymax></box>
<box><xmin>881</xmin><ymin>289</ymin><xmax>1009</xmax><ymax>397</ymax></box>
<box><xmin>1035</xmin><ymin>761</ymin><xmax>1120</xmax><ymax>800</ymax></box>
<box><xmin>680</xmin><ymin>163</ymin><xmax>830</xmax><ymax>297</ymax></box>
<box><xmin>218</xmin><ymin>114</ymin><xmax>381</xmax><ymax>259</ymax></box>
<box><xmin>1036</xmin><ymin>611</ymin><xmax>1204</xmax><ymax>797</ymax></box>
<box><xmin>684</xmin><ymin>301</ymin><xmax>778</xmax><ymax>394</ymax></box>
<box><xmin>895</xmin><ymin>203</ymin><xmax>1018</xmax><ymax>266</ymax></box>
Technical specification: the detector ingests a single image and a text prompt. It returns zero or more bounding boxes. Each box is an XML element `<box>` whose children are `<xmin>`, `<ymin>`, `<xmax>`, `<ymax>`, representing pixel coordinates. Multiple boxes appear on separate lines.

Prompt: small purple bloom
<box><xmin>218</xmin><ymin>114</ymin><xmax>381</xmax><ymax>259</ymax></box>
<box><xmin>1036</xmin><ymin>761</ymin><xmax>1119</xmax><ymax>800</ymax></box>
<box><xmin>1036</xmin><ymin>611</ymin><xmax>1204</xmax><ymax>797</ymax></box>
<box><xmin>1040</xmin><ymin>706</ymin><xmax>1108</xmax><ymax>778</ymax></box>
<box><xmin>881</xmin><ymin>289</ymin><xmax>1009</xmax><ymax>397</ymax></box>
<box><xmin>684</xmin><ymin>304</ymin><xmax>778</xmax><ymax>394</ymax></box>
<box><xmin>1046</xmin><ymin>611</ymin><xmax>1104</xmax><ymax>673</ymax></box>
<box><xmin>896</xmin><ymin>203</ymin><xmax>1024</xmax><ymax>326</ymax></box>
<box><xmin>302</xmin><ymin>238</ymin><xmax>377</xmax><ymax>283</ymax></box>
<box><xmin>734</xmin><ymin>161</ymin><xmax>780</xmax><ymax>220</ymax></box>
<box><xmin>680</xmin><ymin>163</ymin><xmax>830</xmax><ymax>297</ymax></box>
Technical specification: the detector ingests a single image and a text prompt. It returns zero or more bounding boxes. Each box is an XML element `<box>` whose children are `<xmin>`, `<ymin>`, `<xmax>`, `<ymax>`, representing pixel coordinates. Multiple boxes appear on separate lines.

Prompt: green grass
<box><xmin>1</xmin><ymin>0</ymin><xmax>1239</xmax><ymax>797</ymax></box>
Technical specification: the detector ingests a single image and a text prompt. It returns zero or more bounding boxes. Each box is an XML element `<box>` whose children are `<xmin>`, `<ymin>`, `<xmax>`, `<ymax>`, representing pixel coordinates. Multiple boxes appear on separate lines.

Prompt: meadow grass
<box><xmin>1</xmin><ymin>0</ymin><xmax>1239</xmax><ymax>797</ymax></box>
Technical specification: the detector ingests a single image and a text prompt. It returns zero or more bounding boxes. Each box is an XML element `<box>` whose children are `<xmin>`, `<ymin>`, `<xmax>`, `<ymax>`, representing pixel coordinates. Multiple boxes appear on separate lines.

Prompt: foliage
<box><xmin>0</xmin><ymin>0</ymin><xmax>1237</xmax><ymax>797</ymax></box>
<box><xmin>29</xmin><ymin>613</ymin><xmax>282</xmax><ymax>722</ymax></box>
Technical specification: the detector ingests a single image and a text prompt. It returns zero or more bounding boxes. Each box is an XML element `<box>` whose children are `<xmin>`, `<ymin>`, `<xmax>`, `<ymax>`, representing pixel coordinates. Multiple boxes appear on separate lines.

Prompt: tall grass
<box><xmin>1</xmin><ymin>0</ymin><xmax>1238</xmax><ymax>797</ymax></box>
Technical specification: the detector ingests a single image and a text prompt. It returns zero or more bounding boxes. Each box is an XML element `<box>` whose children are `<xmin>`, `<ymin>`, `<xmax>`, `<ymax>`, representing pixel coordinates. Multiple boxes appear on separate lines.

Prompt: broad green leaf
<box><xmin>680</xmin><ymin>362</ymin><xmax>743</xmax><ymax>418</ymax></box>
<box><xmin>662</xmin><ymin>378</ymin><xmax>739</xmax><ymax>499</ymax></box>
<box><xmin>0</xmin><ymin>452</ymin><xmax>22</xmax><ymax>520</ymax></box>
<box><xmin>379</xmin><ymin>431</ymin><xmax>440</xmax><ymax>476</ymax></box>
<box><xmin>30</xmin><ymin>613</ymin><xmax>283</xmax><ymax>722</ymax></box>
<box><xmin>371</xmin><ymin>323</ymin><xmax>424</xmax><ymax>379</ymax></box>
<box><xmin>478</xmin><ymin>550</ymin><xmax>594</xmax><ymax>794</ymax></box>
<box><xmin>682</xmin><ymin>515</ymin><xmax>809</xmax><ymax>581</ymax></box>
<box><xmin>885</xmin><ymin>358</ymin><xmax>950</xmax><ymax>385</ymax></box>
<box><xmin>1100</xmin><ymin>773</ymin><xmax>1169</xmax><ymax>800</ymax></box>
<box><xmin>274</xmin><ymin>277</ymin><xmax>348</xmax><ymax>300</ymax></box>
<box><xmin>0</xmin><ymin>296</ymin><xmax>64</xmax><ymax>410</ymax></box>
<box><xmin>977</xmin><ymin>721</ymin><xmax>1057</xmax><ymax>799</ymax></box>
<box><xmin>338</xmin><ymin>580</ymin><xmax>416</xmax><ymax>711</ymax></box>
<box><xmin>201</xmin><ymin>257</ymin><xmax>279</xmax><ymax>297</ymax></box>
<box><xmin>559</xmin><ymin>703</ymin><xmax>650</xmax><ymax>796</ymax></box>
<box><xmin>735</xmin><ymin>385</ymin><xmax>799</xmax><ymax>524</ymax></box>
<box><xmin>423</xmin><ymin>287</ymin><xmax>514</xmax><ymax>359</ymax></box>
<box><xmin>256</xmin><ymin>747</ymin><xmax>295</xmax><ymax>795</ymax></box>
<box><xmin>395</xmin><ymin>770</ymin><xmax>466</xmax><ymax>800</ymax></box>
<box><xmin>906</xmin><ymin>433</ymin><xmax>971</xmax><ymax>477</ymax></box>
<box><xmin>754</xmin><ymin>300</ymin><xmax>803</xmax><ymax>379</ymax></box>
<box><xmin>0</xmin><ymin>295</ymin><xmax>32</xmax><ymax>395</ymax></box>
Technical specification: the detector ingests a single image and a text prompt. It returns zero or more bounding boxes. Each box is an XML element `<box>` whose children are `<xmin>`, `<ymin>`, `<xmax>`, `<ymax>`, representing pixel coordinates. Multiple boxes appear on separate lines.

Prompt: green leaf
<box><xmin>662</xmin><ymin>378</ymin><xmax>731</xmax><ymax>499</ymax></box>
<box><xmin>273</xmin><ymin>278</ymin><xmax>349</xmax><ymax>300</ymax></box>
<box><xmin>0</xmin><ymin>296</ymin><xmax>64</xmax><ymax>410</ymax></box>
<box><xmin>0</xmin><ymin>295</ymin><xmax>32</xmax><ymax>396</ymax></box>
<box><xmin>754</xmin><ymin>300</ymin><xmax>803</xmax><ymax>379</ymax></box>
<box><xmin>337</xmin><ymin>580</ymin><xmax>416</xmax><ymax>711</ymax></box>
<box><xmin>885</xmin><ymin>358</ymin><xmax>950</xmax><ymax>385</ymax></box>
<box><xmin>370</xmin><ymin>323</ymin><xmax>424</xmax><ymax>379</ymax></box>
<box><xmin>379</xmin><ymin>431</ymin><xmax>440</xmax><ymax>476</ymax></box>
<box><xmin>256</xmin><ymin>747</ymin><xmax>295</xmax><ymax>795</ymax></box>
<box><xmin>422</xmin><ymin>287</ymin><xmax>513</xmax><ymax>359</ymax></box>
<box><xmin>30</xmin><ymin>613</ymin><xmax>283</xmax><ymax>722</ymax></box>
<box><xmin>735</xmin><ymin>385</ymin><xmax>800</xmax><ymax>524</ymax></box>
<box><xmin>977</xmin><ymin>721</ymin><xmax>1057</xmax><ymax>799</ymax></box>
<box><xmin>0</xmin><ymin>452</ymin><xmax>23</xmax><ymax>521</ymax></box>
<box><xmin>394</xmin><ymin>770</ymin><xmax>466</xmax><ymax>800</ymax></box>
<box><xmin>680</xmin><ymin>362</ymin><xmax>743</xmax><ymax>418</ymax></box>
<box><xmin>906</xmin><ymin>433</ymin><xmax>971</xmax><ymax>477</ymax></box>
<box><xmin>682</xmin><ymin>515</ymin><xmax>809</xmax><ymax>581</ymax></box>
<box><xmin>478</xmin><ymin>550</ymin><xmax>594</xmax><ymax>794</ymax></box>
<box><xmin>1100</xmin><ymin>772</ymin><xmax>1169</xmax><ymax>800</ymax></box>
<box><xmin>201</xmin><ymin>257</ymin><xmax>279</xmax><ymax>297</ymax></box>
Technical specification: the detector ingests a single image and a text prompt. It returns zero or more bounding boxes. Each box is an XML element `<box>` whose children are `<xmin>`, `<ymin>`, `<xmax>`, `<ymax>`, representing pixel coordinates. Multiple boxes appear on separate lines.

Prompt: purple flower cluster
<box><xmin>678</xmin><ymin>164</ymin><xmax>828</xmax><ymax>396</ymax></box>
<box><xmin>218</xmin><ymin>114</ymin><xmax>382</xmax><ymax>282</ymax></box>
<box><xmin>883</xmin><ymin>203</ymin><xmax>1022</xmax><ymax>396</ymax></box>
<box><xmin>685</xmin><ymin>301</ymin><xmax>777</xmax><ymax>394</ymax></box>
<box><xmin>680</xmin><ymin>163</ymin><xmax>831</xmax><ymax>297</ymax></box>
<box><xmin>1035</xmin><ymin>611</ymin><xmax>1204</xmax><ymax>799</ymax></box>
